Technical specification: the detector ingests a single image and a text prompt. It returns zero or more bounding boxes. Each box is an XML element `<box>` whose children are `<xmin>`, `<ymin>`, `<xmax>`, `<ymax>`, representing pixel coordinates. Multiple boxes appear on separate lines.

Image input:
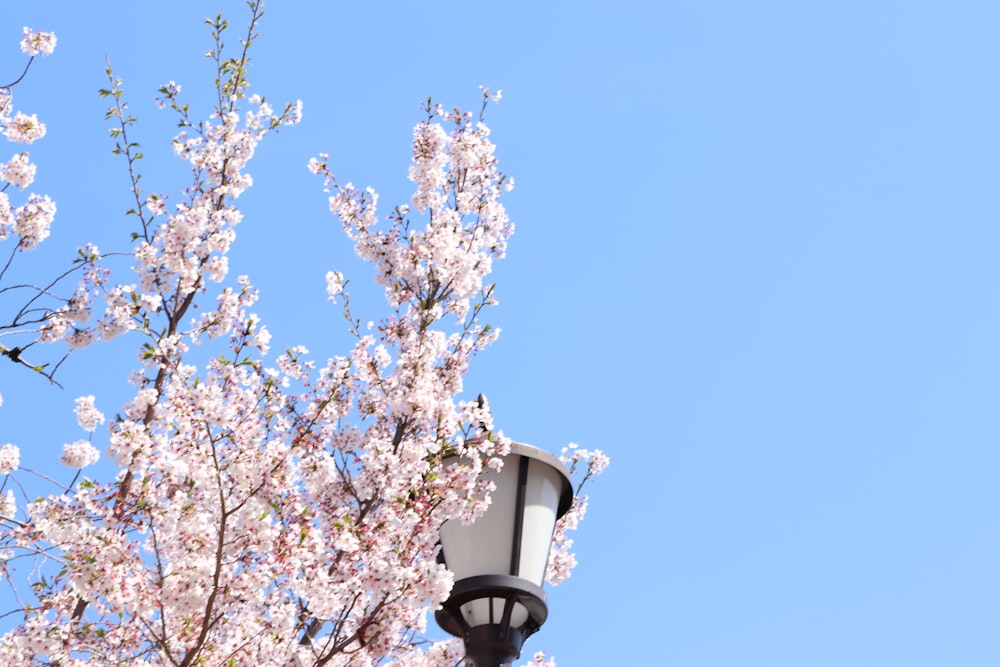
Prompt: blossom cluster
<box><xmin>19</xmin><ymin>27</ymin><xmax>56</xmax><ymax>57</ymax></box>
<box><xmin>545</xmin><ymin>445</ymin><xmax>610</xmax><ymax>586</ymax></box>
<box><xmin>73</xmin><ymin>395</ymin><xmax>105</xmax><ymax>432</ymax></box>
<box><xmin>59</xmin><ymin>440</ymin><xmax>100</xmax><ymax>468</ymax></box>
<box><xmin>0</xmin><ymin>30</ymin><xmax>56</xmax><ymax>251</ymax></box>
<box><xmin>0</xmin><ymin>444</ymin><xmax>18</xmax><ymax>475</ymax></box>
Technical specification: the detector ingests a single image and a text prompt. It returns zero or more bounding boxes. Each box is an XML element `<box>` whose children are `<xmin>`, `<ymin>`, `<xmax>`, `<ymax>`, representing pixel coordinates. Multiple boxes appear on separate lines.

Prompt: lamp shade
<box><xmin>436</xmin><ymin>442</ymin><xmax>573</xmax><ymax>667</ymax></box>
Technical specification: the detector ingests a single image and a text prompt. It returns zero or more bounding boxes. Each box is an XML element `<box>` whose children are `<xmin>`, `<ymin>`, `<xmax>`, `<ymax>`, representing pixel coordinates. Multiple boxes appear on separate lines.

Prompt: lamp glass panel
<box><xmin>517</xmin><ymin>459</ymin><xmax>564</xmax><ymax>585</ymax></box>
<box><xmin>440</xmin><ymin>459</ymin><xmax>518</xmax><ymax>579</ymax></box>
<box><xmin>459</xmin><ymin>598</ymin><xmax>529</xmax><ymax>629</ymax></box>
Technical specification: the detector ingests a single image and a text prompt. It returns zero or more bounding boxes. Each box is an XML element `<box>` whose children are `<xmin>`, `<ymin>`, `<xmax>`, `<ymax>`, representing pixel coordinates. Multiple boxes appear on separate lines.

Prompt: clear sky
<box><xmin>4</xmin><ymin>2</ymin><xmax>1000</xmax><ymax>665</ymax></box>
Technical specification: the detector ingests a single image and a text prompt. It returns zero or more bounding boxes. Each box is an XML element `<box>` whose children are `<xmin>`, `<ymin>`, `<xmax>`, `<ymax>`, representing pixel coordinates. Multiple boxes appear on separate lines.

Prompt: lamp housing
<box><xmin>436</xmin><ymin>442</ymin><xmax>573</xmax><ymax>667</ymax></box>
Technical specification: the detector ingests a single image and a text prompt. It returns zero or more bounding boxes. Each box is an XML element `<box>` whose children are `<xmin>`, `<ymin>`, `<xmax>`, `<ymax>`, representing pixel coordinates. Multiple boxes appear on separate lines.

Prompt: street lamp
<box><xmin>436</xmin><ymin>441</ymin><xmax>574</xmax><ymax>667</ymax></box>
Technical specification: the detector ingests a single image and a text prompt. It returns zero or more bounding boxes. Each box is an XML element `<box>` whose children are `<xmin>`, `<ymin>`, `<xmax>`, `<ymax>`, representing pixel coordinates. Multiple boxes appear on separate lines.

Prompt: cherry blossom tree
<box><xmin>0</xmin><ymin>4</ymin><xmax>606</xmax><ymax>666</ymax></box>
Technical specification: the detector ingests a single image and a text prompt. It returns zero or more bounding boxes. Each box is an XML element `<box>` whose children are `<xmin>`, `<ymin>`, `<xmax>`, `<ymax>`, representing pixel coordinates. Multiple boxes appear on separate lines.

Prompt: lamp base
<box><xmin>435</xmin><ymin>575</ymin><xmax>549</xmax><ymax>667</ymax></box>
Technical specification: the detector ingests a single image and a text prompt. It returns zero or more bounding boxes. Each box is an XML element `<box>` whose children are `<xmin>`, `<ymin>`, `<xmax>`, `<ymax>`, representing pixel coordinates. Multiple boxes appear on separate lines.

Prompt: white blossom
<box><xmin>59</xmin><ymin>440</ymin><xmax>100</xmax><ymax>468</ymax></box>
<box><xmin>0</xmin><ymin>444</ymin><xmax>20</xmax><ymax>474</ymax></box>
<box><xmin>19</xmin><ymin>27</ymin><xmax>56</xmax><ymax>57</ymax></box>
<box><xmin>73</xmin><ymin>395</ymin><xmax>105</xmax><ymax>432</ymax></box>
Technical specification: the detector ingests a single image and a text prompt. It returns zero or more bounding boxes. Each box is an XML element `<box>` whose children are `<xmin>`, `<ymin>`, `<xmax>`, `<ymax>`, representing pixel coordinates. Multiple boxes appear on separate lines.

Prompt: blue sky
<box><xmin>4</xmin><ymin>2</ymin><xmax>1000</xmax><ymax>665</ymax></box>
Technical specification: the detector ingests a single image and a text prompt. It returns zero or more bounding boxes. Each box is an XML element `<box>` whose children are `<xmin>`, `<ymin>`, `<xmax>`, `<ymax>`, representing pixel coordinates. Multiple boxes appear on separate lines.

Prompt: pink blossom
<box><xmin>145</xmin><ymin>195</ymin><xmax>167</xmax><ymax>216</ymax></box>
<box><xmin>307</xmin><ymin>154</ymin><xmax>326</xmax><ymax>175</ymax></box>
<box><xmin>64</xmin><ymin>327</ymin><xmax>96</xmax><ymax>349</ymax></box>
<box><xmin>4</xmin><ymin>112</ymin><xmax>46</xmax><ymax>144</ymax></box>
<box><xmin>325</xmin><ymin>270</ymin><xmax>344</xmax><ymax>301</ymax></box>
<box><xmin>0</xmin><ymin>152</ymin><xmax>36</xmax><ymax>189</ymax></box>
<box><xmin>0</xmin><ymin>192</ymin><xmax>11</xmax><ymax>239</ymax></box>
<box><xmin>1</xmin><ymin>490</ymin><xmax>14</xmax><ymax>519</ymax></box>
<box><xmin>154</xmin><ymin>80</ymin><xmax>181</xmax><ymax>108</ymax></box>
<box><xmin>12</xmin><ymin>192</ymin><xmax>55</xmax><ymax>249</ymax></box>
<box><xmin>73</xmin><ymin>395</ymin><xmax>105</xmax><ymax>432</ymax></box>
<box><xmin>59</xmin><ymin>440</ymin><xmax>101</xmax><ymax>469</ymax></box>
<box><xmin>0</xmin><ymin>444</ymin><xmax>19</xmax><ymax>474</ymax></box>
<box><xmin>251</xmin><ymin>319</ymin><xmax>271</xmax><ymax>353</ymax></box>
<box><xmin>286</xmin><ymin>99</ymin><xmax>303</xmax><ymax>125</ymax></box>
<box><xmin>478</xmin><ymin>85</ymin><xmax>503</xmax><ymax>103</ymax></box>
<box><xmin>524</xmin><ymin>651</ymin><xmax>558</xmax><ymax>667</ymax></box>
<box><xmin>19</xmin><ymin>27</ymin><xmax>56</xmax><ymax>57</ymax></box>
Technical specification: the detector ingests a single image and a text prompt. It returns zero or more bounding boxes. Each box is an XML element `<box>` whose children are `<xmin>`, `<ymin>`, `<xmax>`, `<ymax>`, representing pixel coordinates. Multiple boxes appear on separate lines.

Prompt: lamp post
<box><xmin>436</xmin><ymin>442</ymin><xmax>574</xmax><ymax>667</ymax></box>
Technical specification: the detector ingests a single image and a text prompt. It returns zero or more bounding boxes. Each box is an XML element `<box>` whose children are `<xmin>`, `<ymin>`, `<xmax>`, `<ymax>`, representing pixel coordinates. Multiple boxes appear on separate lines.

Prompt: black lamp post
<box><xmin>436</xmin><ymin>442</ymin><xmax>574</xmax><ymax>667</ymax></box>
